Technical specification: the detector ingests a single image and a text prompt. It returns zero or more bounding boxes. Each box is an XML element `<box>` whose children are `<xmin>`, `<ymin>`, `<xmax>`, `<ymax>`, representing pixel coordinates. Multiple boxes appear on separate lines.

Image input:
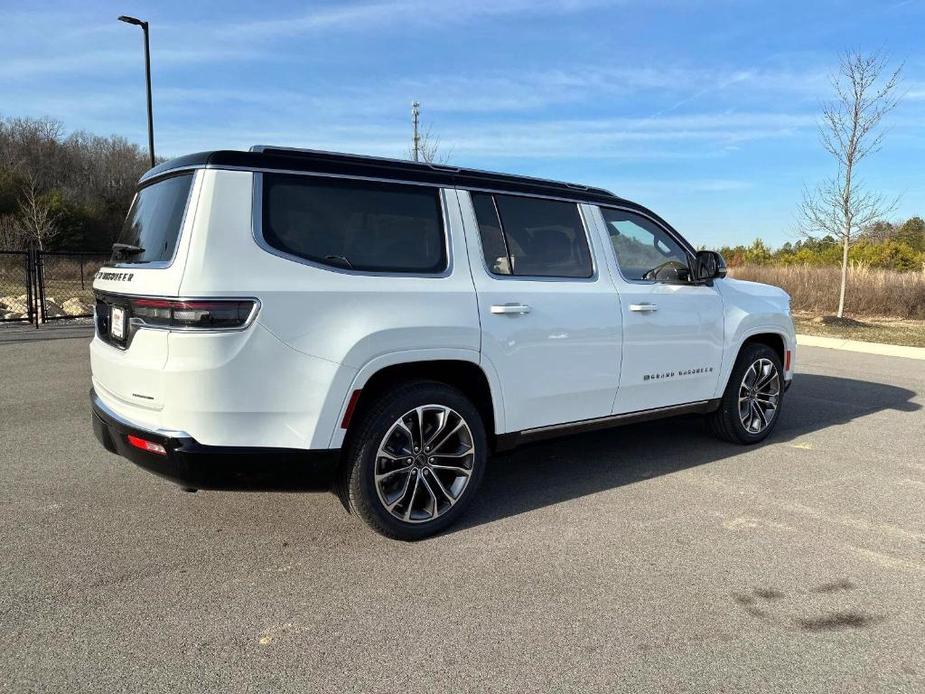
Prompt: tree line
<box><xmin>719</xmin><ymin>217</ymin><xmax>925</xmax><ymax>272</ymax></box>
<box><xmin>0</xmin><ymin>116</ymin><xmax>150</xmax><ymax>251</ymax></box>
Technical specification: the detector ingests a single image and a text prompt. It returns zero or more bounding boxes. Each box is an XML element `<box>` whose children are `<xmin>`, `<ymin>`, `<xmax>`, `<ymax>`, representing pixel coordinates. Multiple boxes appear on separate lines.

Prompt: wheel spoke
<box><xmin>395</xmin><ymin>420</ymin><xmax>416</xmax><ymax>453</ymax></box>
<box><xmin>430</xmin><ymin>442</ymin><xmax>473</xmax><ymax>459</ymax></box>
<box><xmin>403</xmin><ymin>475</ymin><xmax>421</xmax><ymax>521</ymax></box>
<box><xmin>743</xmin><ymin>364</ymin><xmax>759</xmax><ymax>388</ymax></box>
<box><xmin>426</xmin><ymin>469</ymin><xmax>457</xmax><ymax>506</ymax></box>
<box><xmin>430</xmin><ymin>421</ymin><xmax>466</xmax><ymax>454</ymax></box>
<box><xmin>385</xmin><ymin>470</ymin><xmax>414</xmax><ymax>511</ymax></box>
<box><xmin>752</xmin><ymin>402</ymin><xmax>768</xmax><ymax>428</ymax></box>
<box><xmin>414</xmin><ymin>407</ymin><xmax>425</xmax><ymax>451</ymax></box>
<box><xmin>420</xmin><ymin>475</ymin><xmax>440</xmax><ymax>517</ymax></box>
<box><xmin>430</xmin><ymin>461</ymin><xmax>471</xmax><ymax>476</ymax></box>
<box><xmin>375</xmin><ymin>463</ymin><xmax>413</xmax><ymax>482</ymax></box>
<box><xmin>423</xmin><ymin>407</ymin><xmax>451</xmax><ymax>449</ymax></box>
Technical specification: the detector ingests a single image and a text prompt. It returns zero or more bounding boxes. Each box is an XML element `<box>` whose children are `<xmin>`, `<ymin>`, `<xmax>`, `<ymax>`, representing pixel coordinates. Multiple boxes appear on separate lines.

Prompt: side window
<box><xmin>471</xmin><ymin>192</ymin><xmax>593</xmax><ymax>278</ymax></box>
<box><xmin>471</xmin><ymin>192</ymin><xmax>511</xmax><ymax>275</ymax></box>
<box><xmin>262</xmin><ymin>174</ymin><xmax>446</xmax><ymax>273</ymax></box>
<box><xmin>601</xmin><ymin>208</ymin><xmax>690</xmax><ymax>282</ymax></box>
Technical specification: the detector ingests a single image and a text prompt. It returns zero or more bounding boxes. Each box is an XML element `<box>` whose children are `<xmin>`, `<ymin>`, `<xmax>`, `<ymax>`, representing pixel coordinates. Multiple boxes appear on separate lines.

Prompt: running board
<box><xmin>495</xmin><ymin>399</ymin><xmax>721</xmax><ymax>451</ymax></box>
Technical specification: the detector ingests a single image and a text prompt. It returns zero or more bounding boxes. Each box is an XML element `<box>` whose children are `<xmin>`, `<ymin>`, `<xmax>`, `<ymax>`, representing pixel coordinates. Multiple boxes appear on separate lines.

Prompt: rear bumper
<box><xmin>91</xmin><ymin>389</ymin><xmax>340</xmax><ymax>490</ymax></box>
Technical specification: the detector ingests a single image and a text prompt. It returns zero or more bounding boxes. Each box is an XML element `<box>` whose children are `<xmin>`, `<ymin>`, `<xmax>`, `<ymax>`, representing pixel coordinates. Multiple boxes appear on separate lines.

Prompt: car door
<box><xmin>456</xmin><ymin>190</ymin><xmax>622</xmax><ymax>433</ymax></box>
<box><xmin>589</xmin><ymin>206</ymin><xmax>725</xmax><ymax>414</ymax></box>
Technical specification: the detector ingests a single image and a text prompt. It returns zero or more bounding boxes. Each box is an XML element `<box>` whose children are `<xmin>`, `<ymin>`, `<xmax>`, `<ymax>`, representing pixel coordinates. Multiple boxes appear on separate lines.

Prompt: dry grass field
<box><xmin>729</xmin><ymin>264</ymin><xmax>925</xmax><ymax>320</ymax></box>
<box><xmin>730</xmin><ymin>264</ymin><xmax>925</xmax><ymax>347</ymax></box>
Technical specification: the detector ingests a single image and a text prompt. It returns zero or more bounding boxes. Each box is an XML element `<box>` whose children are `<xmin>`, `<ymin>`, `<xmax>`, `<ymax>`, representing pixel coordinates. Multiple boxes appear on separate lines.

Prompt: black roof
<box><xmin>140</xmin><ymin>146</ymin><xmax>628</xmax><ymax>207</ymax></box>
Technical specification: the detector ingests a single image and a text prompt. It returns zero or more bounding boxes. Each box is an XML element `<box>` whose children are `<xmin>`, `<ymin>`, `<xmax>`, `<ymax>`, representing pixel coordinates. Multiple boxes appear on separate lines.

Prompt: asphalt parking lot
<box><xmin>1</xmin><ymin>330</ymin><xmax>923</xmax><ymax>693</ymax></box>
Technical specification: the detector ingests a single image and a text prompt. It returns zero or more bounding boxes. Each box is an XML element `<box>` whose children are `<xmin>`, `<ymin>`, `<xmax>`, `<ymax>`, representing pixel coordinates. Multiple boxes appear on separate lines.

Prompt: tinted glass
<box><xmin>601</xmin><ymin>208</ymin><xmax>690</xmax><ymax>281</ymax></box>
<box><xmin>471</xmin><ymin>192</ymin><xmax>511</xmax><ymax>275</ymax></box>
<box><xmin>489</xmin><ymin>194</ymin><xmax>592</xmax><ymax>278</ymax></box>
<box><xmin>262</xmin><ymin>175</ymin><xmax>446</xmax><ymax>273</ymax></box>
<box><xmin>116</xmin><ymin>174</ymin><xmax>193</xmax><ymax>264</ymax></box>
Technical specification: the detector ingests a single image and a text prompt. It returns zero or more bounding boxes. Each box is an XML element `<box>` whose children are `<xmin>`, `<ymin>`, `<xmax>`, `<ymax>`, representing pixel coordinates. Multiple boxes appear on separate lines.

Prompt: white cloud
<box><xmin>217</xmin><ymin>0</ymin><xmax>616</xmax><ymax>40</ymax></box>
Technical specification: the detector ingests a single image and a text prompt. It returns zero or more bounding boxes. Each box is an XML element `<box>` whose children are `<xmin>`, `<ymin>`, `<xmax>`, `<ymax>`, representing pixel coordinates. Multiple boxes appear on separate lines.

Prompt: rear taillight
<box><xmin>129</xmin><ymin>298</ymin><xmax>257</xmax><ymax>330</ymax></box>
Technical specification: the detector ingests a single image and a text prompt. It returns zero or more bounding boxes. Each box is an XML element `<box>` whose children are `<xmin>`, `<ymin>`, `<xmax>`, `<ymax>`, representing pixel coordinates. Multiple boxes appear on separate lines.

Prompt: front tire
<box><xmin>341</xmin><ymin>381</ymin><xmax>487</xmax><ymax>540</ymax></box>
<box><xmin>708</xmin><ymin>343</ymin><xmax>784</xmax><ymax>444</ymax></box>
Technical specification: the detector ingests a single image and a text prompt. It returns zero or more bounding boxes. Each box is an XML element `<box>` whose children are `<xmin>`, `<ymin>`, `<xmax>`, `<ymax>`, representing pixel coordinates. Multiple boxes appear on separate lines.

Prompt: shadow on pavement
<box><xmin>450</xmin><ymin>373</ymin><xmax>920</xmax><ymax>533</ymax></box>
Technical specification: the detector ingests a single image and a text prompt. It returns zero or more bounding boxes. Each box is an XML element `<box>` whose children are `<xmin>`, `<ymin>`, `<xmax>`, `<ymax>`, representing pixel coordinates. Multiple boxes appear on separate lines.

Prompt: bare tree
<box><xmin>798</xmin><ymin>51</ymin><xmax>902</xmax><ymax>318</ymax></box>
<box><xmin>415</xmin><ymin>124</ymin><xmax>452</xmax><ymax>164</ymax></box>
<box><xmin>15</xmin><ymin>174</ymin><xmax>61</xmax><ymax>250</ymax></box>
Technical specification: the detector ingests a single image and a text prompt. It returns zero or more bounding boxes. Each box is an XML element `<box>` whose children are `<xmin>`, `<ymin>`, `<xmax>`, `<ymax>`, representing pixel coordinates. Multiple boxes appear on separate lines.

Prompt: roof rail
<box><xmin>248</xmin><ymin>145</ymin><xmax>615</xmax><ymax>198</ymax></box>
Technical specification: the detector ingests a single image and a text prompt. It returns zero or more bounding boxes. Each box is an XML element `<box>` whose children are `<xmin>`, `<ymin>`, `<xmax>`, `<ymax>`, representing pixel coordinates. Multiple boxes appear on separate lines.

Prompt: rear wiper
<box><xmin>111</xmin><ymin>243</ymin><xmax>145</xmax><ymax>261</ymax></box>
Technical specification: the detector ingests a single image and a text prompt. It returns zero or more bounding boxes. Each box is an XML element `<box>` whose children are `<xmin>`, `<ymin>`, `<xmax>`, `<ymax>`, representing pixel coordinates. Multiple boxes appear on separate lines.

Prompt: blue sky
<box><xmin>1</xmin><ymin>0</ymin><xmax>923</xmax><ymax>247</ymax></box>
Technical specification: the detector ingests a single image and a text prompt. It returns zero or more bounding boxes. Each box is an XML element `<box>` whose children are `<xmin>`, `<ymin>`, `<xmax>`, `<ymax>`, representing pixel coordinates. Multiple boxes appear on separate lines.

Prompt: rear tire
<box><xmin>340</xmin><ymin>380</ymin><xmax>487</xmax><ymax>541</ymax></box>
<box><xmin>708</xmin><ymin>343</ymin><xmax>784</xmax><ymax>444</ymax></box>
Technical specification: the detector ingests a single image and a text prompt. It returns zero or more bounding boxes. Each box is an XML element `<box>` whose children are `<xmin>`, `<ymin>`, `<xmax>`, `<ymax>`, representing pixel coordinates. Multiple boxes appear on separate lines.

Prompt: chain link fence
<box><xmin>35</xmin><ymin>251</ymin><xmax>109</xmax><ymax>322</ymax></box>
<box><xmin>0</xmin><ymin>250</ymin><xmax>34</xmax><ymax>323</ymax></box>
<box><xmin>0</xmin><ymin>249</ymin><xmax>109</xmax><ymax>326</ymax></box>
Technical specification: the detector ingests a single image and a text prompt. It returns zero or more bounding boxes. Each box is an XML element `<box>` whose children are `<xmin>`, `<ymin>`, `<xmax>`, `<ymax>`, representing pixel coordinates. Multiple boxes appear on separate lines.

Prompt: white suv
<box><xmin>91</xmin><ymin>146</ymin><xmax>795</xmax><ymax>540</ymax></box>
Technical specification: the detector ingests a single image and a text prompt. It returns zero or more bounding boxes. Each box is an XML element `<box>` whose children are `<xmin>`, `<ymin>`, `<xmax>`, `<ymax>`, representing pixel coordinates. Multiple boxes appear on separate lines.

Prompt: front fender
<box><xmin>714</xmin><ymin>279</ymin><xmax>796</xmax><ymax>397</ymax></box>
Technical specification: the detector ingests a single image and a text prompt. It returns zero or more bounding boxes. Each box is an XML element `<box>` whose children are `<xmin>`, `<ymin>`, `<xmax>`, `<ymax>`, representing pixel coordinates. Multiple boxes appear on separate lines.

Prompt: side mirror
<box><xmin>693</xmin><ymin>250</ymin><xmax>727</xmax><ymax>282</ymax></box>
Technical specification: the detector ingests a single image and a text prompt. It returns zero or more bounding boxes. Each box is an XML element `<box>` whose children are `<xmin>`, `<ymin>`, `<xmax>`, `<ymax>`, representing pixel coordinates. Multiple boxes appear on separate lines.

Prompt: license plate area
<box><xmin>95</xmin><ymin>293</ymin><xmax>131</xmax><ymax>348</ymax></box>
<box><xmin>110</xmin><ymin>305</ymin><xmax>125</xmax><ymax>340</ymax></box>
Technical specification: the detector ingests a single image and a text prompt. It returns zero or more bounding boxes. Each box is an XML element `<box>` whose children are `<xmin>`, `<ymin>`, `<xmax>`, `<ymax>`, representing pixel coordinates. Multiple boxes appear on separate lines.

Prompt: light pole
<box><xmin>118</xmin><ymin>15</ymin><xmax>155</xmax><ymax>168</ymax></box>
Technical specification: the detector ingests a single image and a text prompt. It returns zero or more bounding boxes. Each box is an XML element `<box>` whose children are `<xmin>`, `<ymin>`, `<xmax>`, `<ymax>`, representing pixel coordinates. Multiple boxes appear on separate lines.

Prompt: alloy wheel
<box><xmin>738</xmin><ymin>358</ymin><xmax>781</xmax><ymax>434</ymax></box>
<box><xmin>374</xmin><ymin>405</ymin><xmax>476</xmax><ymax>524</ymax></box>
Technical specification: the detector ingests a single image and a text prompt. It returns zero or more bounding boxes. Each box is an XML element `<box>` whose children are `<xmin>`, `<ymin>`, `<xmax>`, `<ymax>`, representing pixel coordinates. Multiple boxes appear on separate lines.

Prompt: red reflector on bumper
<box><xmin>127</xmin><ymin>434</ymin><xmax>167</xmax><ymax>456</ymax></box>
<box><xmin>341</xmin><ymin>389</ymin><xmax>362</xmax><ymax>429</ymax></box>
<box><xmin>784</xmin><ymin>349</ymin><xmax>792</xmax><ymax>371</ymax></box>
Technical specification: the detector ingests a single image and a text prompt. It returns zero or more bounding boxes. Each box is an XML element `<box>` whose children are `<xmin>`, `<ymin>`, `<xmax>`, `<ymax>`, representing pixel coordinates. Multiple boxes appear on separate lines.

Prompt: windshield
<box><xmin>114</xmin><ymin>173</ymin><xmax>194</xmax><ymax>264</ymax></box>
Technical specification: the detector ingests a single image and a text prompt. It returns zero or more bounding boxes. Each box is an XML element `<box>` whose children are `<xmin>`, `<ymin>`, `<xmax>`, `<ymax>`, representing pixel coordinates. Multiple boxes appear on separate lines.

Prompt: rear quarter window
<box><xmin>261</xmin><ymin>174</ymin><xmax>447</xmax><ymax>273</ymax></box>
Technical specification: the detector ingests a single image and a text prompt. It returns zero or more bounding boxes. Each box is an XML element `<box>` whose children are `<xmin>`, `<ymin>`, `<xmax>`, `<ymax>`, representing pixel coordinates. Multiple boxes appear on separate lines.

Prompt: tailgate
<box><xmin>90</xmin><ymin>171</ymin><xmax>200</xmax><ymax>410</ymax></box>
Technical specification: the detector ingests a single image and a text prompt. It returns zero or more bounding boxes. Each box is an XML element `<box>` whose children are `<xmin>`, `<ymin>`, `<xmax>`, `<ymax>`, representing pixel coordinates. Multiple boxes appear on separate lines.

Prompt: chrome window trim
<box><xmin>251</xmin><ymin>172</ymin><xmax>453</xmax><ymax>279</ymax></box>
<box><xmin>464</xmin><ymin>190</ymin><xmax>600</xmax><ymax>284</ymax></box>
<box><xmin>596</xmin><ymin>203</ymin><xmax>699</xmax><ymax>287</ymax></box>
<box><xmin>106</xmin><ymin>170</ymin><xmax>200</xmax><ymax>271</ymax></box>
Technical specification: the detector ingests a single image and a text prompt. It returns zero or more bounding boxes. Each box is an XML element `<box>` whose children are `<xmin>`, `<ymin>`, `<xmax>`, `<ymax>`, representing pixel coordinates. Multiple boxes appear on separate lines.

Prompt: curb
<box><xmin>796</xmin><ymin>334</ymin><xmax>925</xmax><ymax>361</ymax></box>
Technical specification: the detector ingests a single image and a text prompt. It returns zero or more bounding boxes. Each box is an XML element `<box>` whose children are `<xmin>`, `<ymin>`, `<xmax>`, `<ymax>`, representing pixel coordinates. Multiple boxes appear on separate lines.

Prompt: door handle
<box><xmin>490</xmin><ymin>303</ymin><xmax>531</xmax><ymax>315</ymax></box>
<box><xmin>629</xmin><ymin>303</ymin><xmax>658</xmax><ymax>312</ymax></box>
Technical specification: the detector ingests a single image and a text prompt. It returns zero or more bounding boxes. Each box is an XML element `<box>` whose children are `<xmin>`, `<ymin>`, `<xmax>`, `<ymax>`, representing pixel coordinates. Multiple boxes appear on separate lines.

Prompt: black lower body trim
<box><xmin>495</xmin><ymin>398</ymin><xmax>722</xmax><ymax>451</ymax></box>
<box><xmin>91</xmin><ymin>389</ymin><xmax>340</xmax><ymax>491</ymax></box>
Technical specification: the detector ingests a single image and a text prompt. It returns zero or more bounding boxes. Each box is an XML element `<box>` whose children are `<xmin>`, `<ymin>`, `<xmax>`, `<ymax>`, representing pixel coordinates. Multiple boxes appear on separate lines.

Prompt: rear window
<box><xmin>261</xmin><ymin>174</ymin><xmax>446</xmax><ymax>273</ymax></box>
<box><xmin>115</xmin><ymin>173</ymin><xmax>194</xmax><ymax>264</ymax></box>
